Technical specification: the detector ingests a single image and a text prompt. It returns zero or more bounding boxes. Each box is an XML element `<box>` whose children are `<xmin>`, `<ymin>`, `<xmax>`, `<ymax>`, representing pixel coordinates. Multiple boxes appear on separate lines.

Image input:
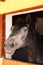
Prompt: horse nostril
<box><xmin>4</xmin><ymin>44</ymin><xmax>5</xmax><ymax>47</ymax></box>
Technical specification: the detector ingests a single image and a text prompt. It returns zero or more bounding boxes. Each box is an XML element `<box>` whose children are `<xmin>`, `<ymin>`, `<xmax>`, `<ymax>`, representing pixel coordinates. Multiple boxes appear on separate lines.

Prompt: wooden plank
<box><xmin>3</xmin><ymin>59</ymin><xmax>40</xmax><ymax>65</ymax></box>
<box><xmin>0</xmin><ymin>14</ymin><xmax>3</xmax><ymax>57</ymax></box>
<box><xmin>0</xmin><ymin>14</ymin><xmax>5</xmax><ymax>57</ymax></box>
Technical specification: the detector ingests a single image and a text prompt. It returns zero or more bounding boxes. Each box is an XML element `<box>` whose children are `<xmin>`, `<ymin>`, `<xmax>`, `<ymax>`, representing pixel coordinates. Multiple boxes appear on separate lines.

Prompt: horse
<box><xmin>4</xmin><ymin>15</ymin><xmax>42</xmax><ymax>63</ymax></box>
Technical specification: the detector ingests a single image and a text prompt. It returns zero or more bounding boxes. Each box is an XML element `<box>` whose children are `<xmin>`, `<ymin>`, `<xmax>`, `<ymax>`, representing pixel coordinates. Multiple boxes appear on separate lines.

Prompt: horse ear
<box><xmin>10</xmin><ymin>26</ymin><xmax>14</xmax><ymax>32</ymax></box>
<box><xmin>26</xmin><ymin>14</ymin><xmax>31</xmax><ymax>24</ymax></box>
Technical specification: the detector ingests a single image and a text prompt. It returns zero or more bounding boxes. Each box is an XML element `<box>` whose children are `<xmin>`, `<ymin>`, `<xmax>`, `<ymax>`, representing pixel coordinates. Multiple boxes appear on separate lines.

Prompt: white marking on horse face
<box><xmin>4</xmin><ymin>37</ymin><xmax>16</xmax><ymax>55</ymax></box>
<box><xmin>4</xmin><ymin>26</ymin><xmax>28</xmax><ymax>55</ymax></box>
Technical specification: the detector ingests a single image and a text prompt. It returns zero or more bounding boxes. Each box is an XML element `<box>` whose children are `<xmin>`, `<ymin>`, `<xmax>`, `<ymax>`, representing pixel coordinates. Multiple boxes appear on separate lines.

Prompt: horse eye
<box><xmin>10</xmin><ymin>43</ymin><xmax>14</xmax><ymax>47</ymax></box>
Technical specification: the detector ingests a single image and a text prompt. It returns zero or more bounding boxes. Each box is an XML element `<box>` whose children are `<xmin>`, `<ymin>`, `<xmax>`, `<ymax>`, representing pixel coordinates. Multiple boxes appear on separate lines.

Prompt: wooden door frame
<box><xmin>0</xmin><ymin>14</ymin><xmax>5</xmax><ymax>57</ymax></box>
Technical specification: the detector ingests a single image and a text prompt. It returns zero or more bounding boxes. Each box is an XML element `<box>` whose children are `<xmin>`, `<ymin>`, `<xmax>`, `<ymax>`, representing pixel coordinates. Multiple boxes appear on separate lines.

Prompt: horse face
<box><xmin>4</xmin><ymin>25</ymin><xmax>29</xmax><ymax>56</ymax></box>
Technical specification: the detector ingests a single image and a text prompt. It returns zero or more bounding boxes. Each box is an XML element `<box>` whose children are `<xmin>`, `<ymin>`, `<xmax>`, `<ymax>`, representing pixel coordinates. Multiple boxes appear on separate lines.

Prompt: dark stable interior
<box><xmin>12</xmin><ymin>11</ymin><xmax>43</xmax><ymax>63</ymax></box>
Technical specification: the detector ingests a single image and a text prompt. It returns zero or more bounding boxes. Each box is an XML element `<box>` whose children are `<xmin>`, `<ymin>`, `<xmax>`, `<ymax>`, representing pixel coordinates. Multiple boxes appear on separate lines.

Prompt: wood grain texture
<box><xmin>3</xmin><ymin>59</ymin><xmax>40</xmax><ymax>65</ymax></box>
